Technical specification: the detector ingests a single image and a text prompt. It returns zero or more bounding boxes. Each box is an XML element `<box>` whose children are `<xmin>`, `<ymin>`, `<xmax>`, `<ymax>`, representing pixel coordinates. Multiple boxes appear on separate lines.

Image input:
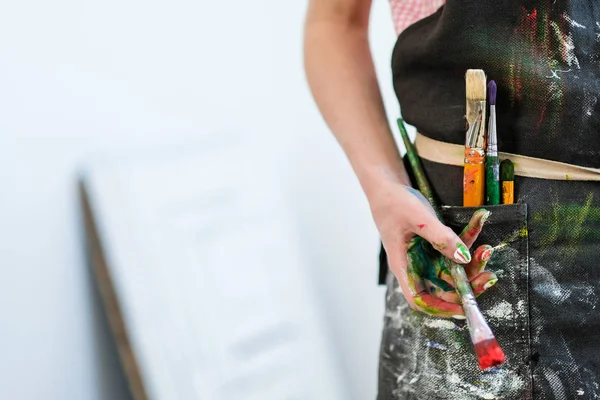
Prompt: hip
<box><xmin>377</xmin><ymin>139</ymin><xmax>600</xmax><ymax>399</ymax></box>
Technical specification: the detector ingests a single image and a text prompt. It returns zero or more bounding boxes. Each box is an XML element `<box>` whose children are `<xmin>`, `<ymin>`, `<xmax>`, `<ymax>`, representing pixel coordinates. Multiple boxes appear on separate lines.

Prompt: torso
<box><xmin>380</xmin><ymin>2</ymin><xmax>600</xmax><ymax>399</ymax></box>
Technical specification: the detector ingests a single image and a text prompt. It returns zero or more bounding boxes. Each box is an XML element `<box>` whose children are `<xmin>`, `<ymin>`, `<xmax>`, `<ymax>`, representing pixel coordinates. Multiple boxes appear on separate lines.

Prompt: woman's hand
<box><xmin>371</xmin><ymin>182</ymin><xmax>497</xmax><ymax>319</ymax></box>
<box><xmin>304</xmin><ymin>0</ymin><xmax>496</xmax><ymax>318</ymax></box>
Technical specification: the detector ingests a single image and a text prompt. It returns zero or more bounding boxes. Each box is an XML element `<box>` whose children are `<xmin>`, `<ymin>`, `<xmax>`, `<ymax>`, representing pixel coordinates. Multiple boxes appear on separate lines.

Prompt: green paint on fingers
<box><xmin>454</xmin><ymin>242</ymin><xmax>472</xmax><ymax>263</ymax></box>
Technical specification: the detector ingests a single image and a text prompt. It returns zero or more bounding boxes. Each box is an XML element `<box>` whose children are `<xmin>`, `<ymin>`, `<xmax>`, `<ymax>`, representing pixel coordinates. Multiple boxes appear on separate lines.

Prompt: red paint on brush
<box><xmin>474</xmin><ymin>338</ymin><xmax>506</xmax><ymax>370</ymax></box>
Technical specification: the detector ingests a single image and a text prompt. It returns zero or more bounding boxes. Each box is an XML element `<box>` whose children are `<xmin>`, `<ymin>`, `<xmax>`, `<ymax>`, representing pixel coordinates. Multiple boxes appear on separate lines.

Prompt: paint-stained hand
<box><xmin>371</xmin><ymin>184</ymin><xmax>497</xmax><ymax>319</ymax></box>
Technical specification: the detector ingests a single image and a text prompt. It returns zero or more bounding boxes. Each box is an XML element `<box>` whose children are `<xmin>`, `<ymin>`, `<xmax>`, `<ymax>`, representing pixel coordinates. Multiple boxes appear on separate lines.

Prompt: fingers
<box><xmin>466</xmin><ymin>243</ymin><xmax>498</xmax><ymax>296</ymax></box>
<box><xmin>465</xmin><ymin>244</ymin><xmax>494</xmax><ymax>278</ymax></box>
<box><xmin>411</xmin><ymin>211</ymin><xmax>472</xmax><ymax>265</ymax></box>
<box><xmin>459</xmin><ymin>209</ymin><xmax>491</xmax><ymax>248</ymax></box>
<box><xmin>471</xmin><ymin>271</ymin><xmax>498</xmax><ymax>296</ymax></box>
<box><xmin>413</xmin><ymin>294</ymin><xmax>465</xmax><ymax>318</ymax></box>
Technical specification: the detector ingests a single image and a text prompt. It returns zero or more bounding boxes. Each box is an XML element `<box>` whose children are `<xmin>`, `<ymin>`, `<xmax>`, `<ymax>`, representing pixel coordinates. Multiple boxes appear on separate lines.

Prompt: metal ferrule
<box><xmin>449</xmin><ymin>261</ymin><xmax>495</xmax><ymax>343</ymax></box>
<box><xmin>487</xmin><ymin>105</ymin><xmax>498</xmax><ymax>157</ymax></box>
<box><xmin>464</xmin><ymin>147</ymin><xmax>485</xmax><ymax>165</ymax></box>
<box><xmin>463</xmin><ymin>294</ymin><xmax>495</xmax><ymax>343</ymax></box>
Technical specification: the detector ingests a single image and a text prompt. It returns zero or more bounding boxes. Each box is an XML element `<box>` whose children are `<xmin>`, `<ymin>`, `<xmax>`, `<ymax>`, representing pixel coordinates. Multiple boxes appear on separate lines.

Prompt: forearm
<box><xmin>303</xmin><ymin>10</ymin><xmax>410</xmax><ymax>198</ymax></box>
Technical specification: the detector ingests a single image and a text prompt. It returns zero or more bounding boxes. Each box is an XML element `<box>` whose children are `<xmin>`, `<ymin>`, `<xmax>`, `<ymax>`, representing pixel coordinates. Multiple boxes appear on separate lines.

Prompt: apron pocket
<box><xmin>379</xmin><ymin>203</ymin><xmax>532</xmax><ymax>400</ymax></box>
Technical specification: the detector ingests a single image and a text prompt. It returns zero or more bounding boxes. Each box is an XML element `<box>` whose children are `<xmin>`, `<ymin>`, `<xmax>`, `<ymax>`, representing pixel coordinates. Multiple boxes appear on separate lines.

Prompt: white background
<box><xmin>0</xmin><ymin>1</ymin><xmax>402</xmax><ymax>399</ymax></box>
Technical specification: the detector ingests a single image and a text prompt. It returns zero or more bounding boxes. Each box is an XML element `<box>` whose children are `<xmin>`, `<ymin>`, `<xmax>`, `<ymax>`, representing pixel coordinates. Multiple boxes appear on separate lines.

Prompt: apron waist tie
<box><xmin>415</xmin><ymin>132</ymin><xmax>600</xmax><ymax>181</ymax></box>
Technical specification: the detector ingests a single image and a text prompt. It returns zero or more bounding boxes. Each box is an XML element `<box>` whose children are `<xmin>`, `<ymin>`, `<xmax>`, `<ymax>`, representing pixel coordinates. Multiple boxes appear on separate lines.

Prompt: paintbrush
<box><xmin>501</xmin><ymin>159</ymin><xmax>515</xmax><ymax>204</ymax></box>
<box><xmin>486</xmin><ymin>80</ymin><xmax>501</xmax><ymax>205</ymax></box>
<box><xmin>397</xmin><ymin>118</ymin><xmax>505</xmax><ymax>370</ymax></box>
<box><xmin>464</xmin><ymin>70</ymin><xmax>487</xmax><ymax>207</ymax></box>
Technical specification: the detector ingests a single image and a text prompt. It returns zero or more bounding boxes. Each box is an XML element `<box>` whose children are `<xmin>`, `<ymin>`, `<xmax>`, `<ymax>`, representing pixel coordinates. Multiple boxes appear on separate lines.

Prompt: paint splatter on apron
<box><xmin>379</xmin><ymin>1</ymin><xmax>600</xmax><ymax>399</ymax></box>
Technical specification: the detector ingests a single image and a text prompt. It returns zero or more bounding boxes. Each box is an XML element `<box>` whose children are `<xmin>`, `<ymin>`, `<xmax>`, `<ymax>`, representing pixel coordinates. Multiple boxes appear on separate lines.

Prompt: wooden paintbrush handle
<box><xmin>464</xmin><ymin>148</ymin><xmax>485</xmax><ymax>207</ymax></box>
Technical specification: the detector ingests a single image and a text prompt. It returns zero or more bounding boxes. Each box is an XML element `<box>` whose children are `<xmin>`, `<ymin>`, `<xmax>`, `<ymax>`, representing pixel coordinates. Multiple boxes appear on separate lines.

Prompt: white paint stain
<box><xmin>513</xmin><ymin>298</ymin><xmax>528</xmax><ymax>322</ymax></box>
<box><xmin>531</xmin><ymin>259</ymin><xmax>571</xmax><ymax>303</ymax></box>
<box><xmin>423</xmin><ymin>318</ymin><xmax>458</xmax><ymax>330</ymax></box>
<box><xmin>396</xmin><ymin>369</ymin><xmax>408</xmax><ymax>385</ymax></box>
<box><xmin>486</xmin><ymin>300</ymin><xmax>513</xmax><ymax>320</ymax></box>
<box><xmin>583</xmin><ymin>91</ymin><xmax>597</xmax><ymax>118</ymax></box>
<box><xmin>548</xmin><ymin>81</ymin><xmax>563</xmax><ymax>100</ymax></box>
<box><xmin>544</xmin><ymin>368</ymin><xmax>567</xmax><ymax>399</ymax></box>
<box><xmin>383</xmin><ymin>304</ymin><xmax>407</xmax><ymax>330</ymax></box>
<box><xmin>577</xmin><ymin>389</ymin><xmax>585</xmax><ymax>395</ymax></box>
<box><xmin>545</xmin><ymin>68</ymin><xmax>571</xmax><ymax>80</ymax></box>
<box><xmin>564</xmin><ymin>34</ymin><xmax>580</xmax><ymax>69</ymax></box>
<box><xmin>384</xmin><ymin>279</ymin><xmax>526</xmax><ymax>399</ymax></box>
<box><xmin>447</xmin><ymin>373</ymin><xmax>498</xmax><ymax>399</ymax></box>
<box><xmin>551</xmin><ymin>21</ymin><xmax>581</xmax><ymax>69</ymax></box>
<box><xmin>492</xmin><ymin>243</ymin><xmax>507</xmax><ymax>251</ymax></box>
<box><xmin>563</xmin><ymin>13</ymin><xmax>587</xmax><ymax>29</ymax></box>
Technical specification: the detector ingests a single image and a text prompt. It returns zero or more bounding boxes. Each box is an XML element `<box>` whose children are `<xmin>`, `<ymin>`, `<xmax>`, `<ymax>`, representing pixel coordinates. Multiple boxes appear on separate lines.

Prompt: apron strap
<box><xmin>415</xmin><ymin>132</ymin><xmax>600</xmax><ymax>181</ymax></box>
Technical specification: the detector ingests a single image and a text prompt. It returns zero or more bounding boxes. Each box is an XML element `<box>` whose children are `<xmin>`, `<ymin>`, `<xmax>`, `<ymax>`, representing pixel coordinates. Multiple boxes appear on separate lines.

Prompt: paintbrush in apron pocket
<box><xmin>397</xmin><ymin>118</ymin><xmax>506</xmax><ymax>370</ymax></box>
<box><xmin>464</xmin><ymin>70</ymin><xmax>487</xmax><ymax>207</ymax></box>
<box><xmin>486</xmin><ymin>80</ymin><xmax>501</xmax><ymax>205</ymax></box>
<box><xmin>501</xmin><ymin>159</ymin><xmax>515</xmax><ymax>204</ymax></box>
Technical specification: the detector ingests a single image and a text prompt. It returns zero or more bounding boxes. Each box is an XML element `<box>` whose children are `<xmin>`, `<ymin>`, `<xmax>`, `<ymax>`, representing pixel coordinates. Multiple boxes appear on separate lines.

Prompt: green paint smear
<box><xmin>531</xmin><ymin>193</ymin><xmax>597</xmax><ymax>255</ymax></box>
<box><xmin>408</xmin><ymin>238</ymin><xmax>454</xmax><ymax>292</ymax></box>
<box><xmin>486</xmin><ymin>160</ymin><xmax>501</xmax><ymax>205</ymax></box>
<box><xmin>456</xmin><ymin>242</ymin><xmax>471</xmax><ymax>261</ymax></box>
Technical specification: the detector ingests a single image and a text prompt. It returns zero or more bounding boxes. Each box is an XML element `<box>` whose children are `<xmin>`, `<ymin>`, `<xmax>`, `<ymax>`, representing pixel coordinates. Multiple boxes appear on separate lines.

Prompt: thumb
<box><xmin>411</xmin><ymin>210</ymin><xmax>471</xmax><ymax>264</ymax></box>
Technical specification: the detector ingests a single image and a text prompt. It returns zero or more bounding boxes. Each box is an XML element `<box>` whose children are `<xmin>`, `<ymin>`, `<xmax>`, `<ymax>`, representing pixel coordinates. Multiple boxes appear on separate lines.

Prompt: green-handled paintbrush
<box><xmin>486</xmin><ymin>81</ymin><xmax>501</xmax><ymax>205</ymax></box>
<box><xmin>397</xmin><ymin>118</ymin><xmax>505</xmax><ymax>370</ymax></box>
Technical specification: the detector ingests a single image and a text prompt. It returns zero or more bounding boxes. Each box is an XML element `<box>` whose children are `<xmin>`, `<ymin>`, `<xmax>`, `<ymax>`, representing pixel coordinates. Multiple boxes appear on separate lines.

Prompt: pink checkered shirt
<box><xmin>389</xmin><ymin>0</ymin><xmax>445</xmax><ymax>35</ymax></box>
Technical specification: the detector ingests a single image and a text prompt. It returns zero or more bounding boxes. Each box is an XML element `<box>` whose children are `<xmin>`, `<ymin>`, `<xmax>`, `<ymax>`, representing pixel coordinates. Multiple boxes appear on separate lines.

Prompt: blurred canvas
<box><xmin>81</xmin><ymin>135</ymin><xmax>346</xmax><ymax>400</ymax></box>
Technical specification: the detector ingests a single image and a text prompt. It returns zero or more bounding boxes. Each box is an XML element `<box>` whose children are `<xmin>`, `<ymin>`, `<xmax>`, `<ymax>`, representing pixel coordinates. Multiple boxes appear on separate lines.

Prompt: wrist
<box><xmin>355</xmin><ymin>163</ymin><xmax>411</xmax><ymax>200</ymax></box>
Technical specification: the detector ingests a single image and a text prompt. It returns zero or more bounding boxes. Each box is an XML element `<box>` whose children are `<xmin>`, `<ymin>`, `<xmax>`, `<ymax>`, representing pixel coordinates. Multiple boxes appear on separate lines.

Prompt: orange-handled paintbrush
<box><xmin>464</xmin><ymin>70</ymin><xmax>487</xmax><ymax>207</ymax></box>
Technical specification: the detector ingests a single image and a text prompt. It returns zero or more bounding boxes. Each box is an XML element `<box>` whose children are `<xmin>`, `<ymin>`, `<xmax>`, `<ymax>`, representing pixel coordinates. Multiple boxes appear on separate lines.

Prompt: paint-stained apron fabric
<box><xmin>378</xmin><ymin>1</ymin><xmax>600</xmax><ymax>399</ymax></box>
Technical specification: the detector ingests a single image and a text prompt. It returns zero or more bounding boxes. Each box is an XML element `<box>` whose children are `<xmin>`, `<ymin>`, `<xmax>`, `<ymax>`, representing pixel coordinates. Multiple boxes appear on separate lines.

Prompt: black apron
<box><xmin>379</xmin><ymin>1</ymin><xmax>600</xmax><ymax>399</ymax></box>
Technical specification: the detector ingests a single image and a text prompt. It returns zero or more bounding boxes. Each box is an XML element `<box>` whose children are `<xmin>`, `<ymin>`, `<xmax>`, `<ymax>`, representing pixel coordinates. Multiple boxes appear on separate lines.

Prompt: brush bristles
<box><xmin>466</xmin><ymin>69</ymin><xmax>487</xmax><ymax>101</ymax></box>
<box><xmin>474</xmin><ymin>338</ymin><xmax>506</xmax><ymax>370</ymax></box>
<box><xmin>488</xmin><ymin>80</ymin><xmax>497</xmax><ymax>106</ymax></box>
<box><xmin>500</xmin><ymin>159</ymin><xmax>514</xmax><ymax>181</ymax></box>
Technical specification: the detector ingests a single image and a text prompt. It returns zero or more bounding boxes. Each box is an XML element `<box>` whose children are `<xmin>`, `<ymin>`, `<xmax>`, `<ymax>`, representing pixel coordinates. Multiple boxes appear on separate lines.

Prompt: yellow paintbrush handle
<box><xmin>502</xmin><ymin>181</ymin><xmax>514</xmax><ymax>204</ymax></box>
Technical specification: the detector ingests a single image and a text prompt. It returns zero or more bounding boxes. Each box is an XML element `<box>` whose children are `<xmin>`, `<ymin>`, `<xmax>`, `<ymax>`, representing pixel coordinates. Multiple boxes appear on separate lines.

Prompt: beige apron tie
<box><xmin>414</xmin><ymin>132</ymin><xmax>600</xmax><ymax>181</ymax></box>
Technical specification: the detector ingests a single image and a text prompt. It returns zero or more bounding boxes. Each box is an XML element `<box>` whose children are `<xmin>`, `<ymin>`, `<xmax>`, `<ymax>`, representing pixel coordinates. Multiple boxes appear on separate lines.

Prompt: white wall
<box><xmin>0</xmin><ymin>1</ymin><xmax>400</xmax><ymax>399</ymax></box>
